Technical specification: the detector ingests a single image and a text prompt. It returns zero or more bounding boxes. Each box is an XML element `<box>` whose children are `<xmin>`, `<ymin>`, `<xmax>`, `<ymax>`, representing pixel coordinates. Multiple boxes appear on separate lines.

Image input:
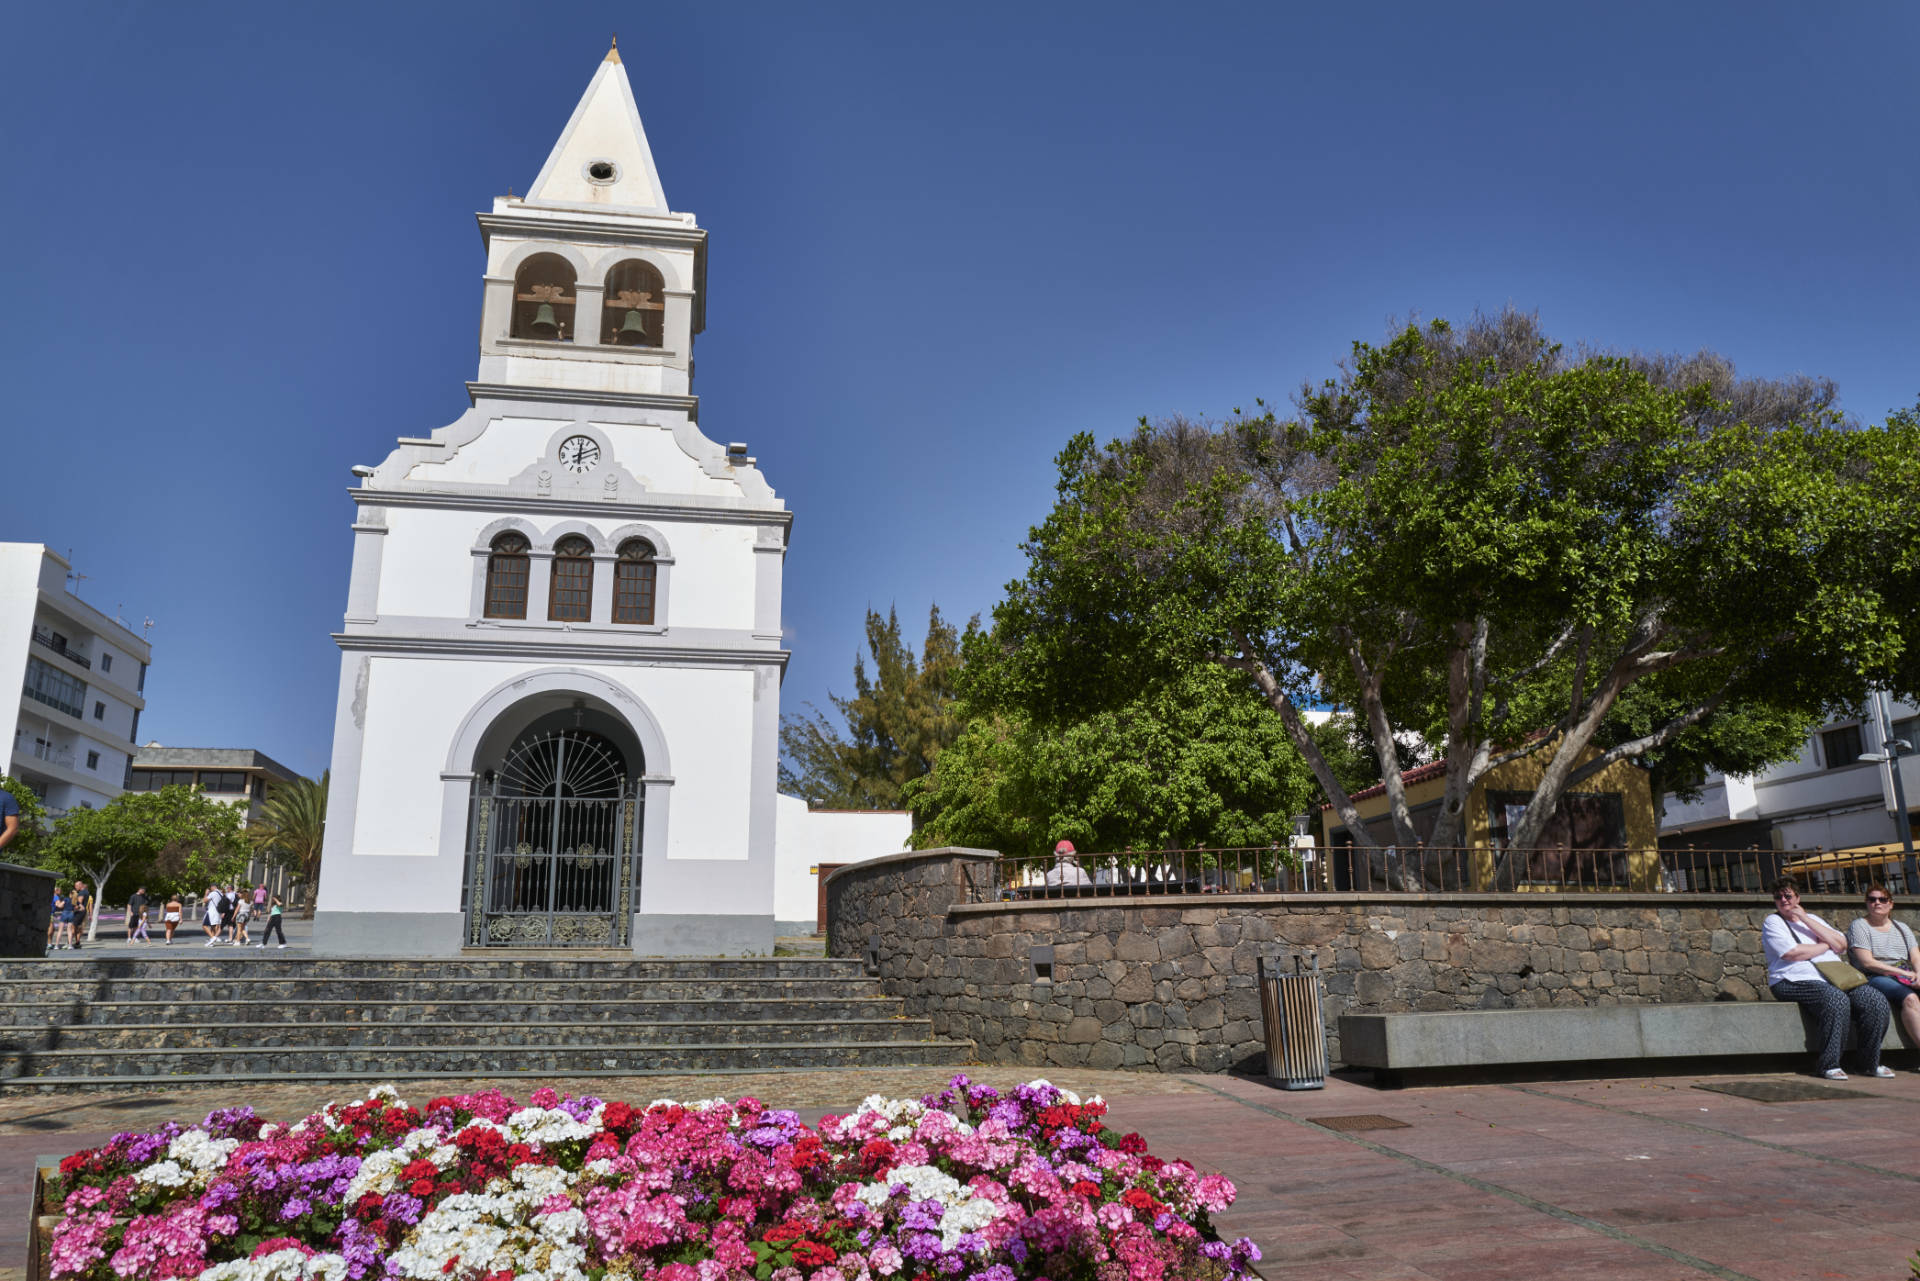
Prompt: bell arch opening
<box><xmin>463</xmin><ymin>695</ymin><xmax>645</xmax><ymax>949</ymax></box>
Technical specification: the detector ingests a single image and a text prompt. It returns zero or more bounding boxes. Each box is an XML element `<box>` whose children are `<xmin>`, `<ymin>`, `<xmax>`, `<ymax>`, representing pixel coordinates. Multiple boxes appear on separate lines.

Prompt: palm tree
<box><xmin>251</xmin><ymin>772</ymin><xmax>328</xmax><ymax>918</ymax></box>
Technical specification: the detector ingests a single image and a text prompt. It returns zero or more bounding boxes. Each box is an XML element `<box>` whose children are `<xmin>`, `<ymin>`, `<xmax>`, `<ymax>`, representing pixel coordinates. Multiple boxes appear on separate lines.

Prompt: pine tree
<box><xmin>779</xmin><ymin>605</ymin><xmax>970</xmax><ymax>808</ymax></box>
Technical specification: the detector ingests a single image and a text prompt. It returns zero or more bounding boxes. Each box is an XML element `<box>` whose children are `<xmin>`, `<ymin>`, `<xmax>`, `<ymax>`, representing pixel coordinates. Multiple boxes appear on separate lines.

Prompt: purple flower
<box><xmin>279</xmin><ymin>1197</ymin><xmax>312</xmax><ymax>1220</ymax></box>
<box><xmin>901</xmin><ymin>1200</ymin><xmax>944</xmax><ymax>1231</ymax></box>
<box><xmin>381</xmin><ymin>1192</ymin><xmax>423</xmax><ymax>1225</ymax></box>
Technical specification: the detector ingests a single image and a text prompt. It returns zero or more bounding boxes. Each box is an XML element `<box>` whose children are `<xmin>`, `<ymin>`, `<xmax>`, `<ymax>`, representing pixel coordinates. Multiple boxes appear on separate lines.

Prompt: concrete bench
<box><xmin>1340</xmin><ymin>1002</ymin><xmax>1908</xmax><ymax>1073</ymax></box>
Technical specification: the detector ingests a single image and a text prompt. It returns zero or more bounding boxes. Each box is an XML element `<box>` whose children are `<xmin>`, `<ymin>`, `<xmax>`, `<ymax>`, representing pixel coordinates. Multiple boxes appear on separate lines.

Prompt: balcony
<box><xmin>30</xmin><ymin>626</ymin><xmax>91</xmax><ymax>670</ymax></box>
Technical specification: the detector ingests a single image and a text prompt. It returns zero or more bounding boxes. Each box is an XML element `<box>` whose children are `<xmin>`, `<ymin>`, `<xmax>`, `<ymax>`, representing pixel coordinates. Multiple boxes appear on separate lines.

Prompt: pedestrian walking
<box><xmin>128</xmin><ymin>887</ymin><xmax>150</xmax><ymax>943</ymax></box>
<box><xmin>234</xmin><ymin>891</ymin><xmax>252</xmax><ymax>946</ymax></box>
<box><xmin>51</xmin><ymin>885</ymin><xmax>73</xmax><ymax>950</ymax></box>
<box><xmin>219</xmin><ymin>886</ymin><xmax>239</xmax><ymax>943</ymax></box>
<box><xmin>253</xmin><ymin>881</ymin><xmax>269</xmax><ymax>915</ymax></box>
<box><xmin>47</xmin><ymin>882</ymin><xmax>62</xmax><ymax>951</ymax></box>
<box><xmin>162</xmin><ymin>893</ymin><xmax>183</xmax><ymax>944</ymax></box>
<box><xmin>70</xmin><ymin>879</ymin><xmax>92</xmax><ymax>949</ymax></box>
<box><xmin>202</xmin><ymin>885</ymin><xmax>222</xmax><ymax>945</ymax></box>
<box><xmin>257</xmin><ymin>894</ymin><xmax>288</xmax><ymax>948</ymax></box>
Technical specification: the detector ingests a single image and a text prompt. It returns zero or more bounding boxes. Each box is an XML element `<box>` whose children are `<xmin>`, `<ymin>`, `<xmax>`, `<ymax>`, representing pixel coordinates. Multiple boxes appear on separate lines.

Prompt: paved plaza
<box><xmin>7</xmin><ymin>1062</ymin><xmax>1920</xmax><ymax>1280</ymax></box>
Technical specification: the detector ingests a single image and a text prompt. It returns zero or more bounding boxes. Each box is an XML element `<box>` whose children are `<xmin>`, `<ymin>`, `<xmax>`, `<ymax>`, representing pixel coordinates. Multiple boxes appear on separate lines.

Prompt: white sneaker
<box><xmin>1874</xmin><ymin>1066</ymin><xmax>1896</xmax><ymax>1078</ymax></box>
<box><xmin>1823</xmin><ymin>1068</ymin><xmax>1849</xmax><ymax>1081</ymax></box>
<box><xmin>277</xmin><ymin>944</ymin><xmax>287</xmax><ymax>949</ymax></box>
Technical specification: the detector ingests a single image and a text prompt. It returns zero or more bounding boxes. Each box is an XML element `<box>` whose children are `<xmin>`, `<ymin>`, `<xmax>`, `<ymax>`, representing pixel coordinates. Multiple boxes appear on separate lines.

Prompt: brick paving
<box><xmin>10</xmin><ymin>1065</ymin><xmax>1920</xmax><ymax>1280</ymax></box>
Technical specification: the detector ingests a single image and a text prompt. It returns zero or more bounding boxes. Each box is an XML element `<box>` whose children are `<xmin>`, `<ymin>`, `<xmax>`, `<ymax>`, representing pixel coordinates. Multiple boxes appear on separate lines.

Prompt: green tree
<box><xmin>982</xmin><ymin>310</ymin><xmax>1920</xmax><ymax>886</ymax></box>
<box><xmin>47</xmin><ymin>787</ymin><xmax>251</xmax><ymax>936</ymax></box>
<box><xmin>0</xmin><ymin>775</ymin><xmax>53</xmax><ymax>867</ymax></box>
<box><xmin>250</xmin><ymin>772</ymin><xmax>328</xmax><ymax>917</ymax></box>
<box><xmin>780</xmin><ymin>605</ymin><xmax>971</xmax><ymax>808</ymax></box>
<box><xmin>906</xmin><ymin>661</ymin><xmax>1317</xmax><ymax>858</ymax></box>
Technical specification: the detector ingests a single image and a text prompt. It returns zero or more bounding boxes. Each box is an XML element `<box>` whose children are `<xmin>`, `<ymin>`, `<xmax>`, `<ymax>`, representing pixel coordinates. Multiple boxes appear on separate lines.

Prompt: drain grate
<box><xmin>1310</xmin><ymin>1113</ymin><xmax>1411</xmax><ymax>1132</ymax></box>
<box><xmin>1694</xmin><ymin>1078</ymin><xmax>1876</xmax><ymax>1103</ymax></box>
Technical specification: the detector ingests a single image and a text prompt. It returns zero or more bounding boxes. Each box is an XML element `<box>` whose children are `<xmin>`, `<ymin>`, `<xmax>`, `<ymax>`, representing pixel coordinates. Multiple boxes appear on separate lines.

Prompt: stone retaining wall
<box><xmin>824</xmin><ymin>848</ymin><xmax>1914</xmax><ymax>1071</ymax></box>
<box><xmin>0</xmin><ymin>861</ymin><xmax>55</xmax><ymax>958</ymax></box>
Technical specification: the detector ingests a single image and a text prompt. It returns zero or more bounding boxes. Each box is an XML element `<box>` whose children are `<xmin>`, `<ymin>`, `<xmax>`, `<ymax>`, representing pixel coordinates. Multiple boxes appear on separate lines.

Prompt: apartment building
<box><xmin>0</xmin><ymin>544</ymin><xmax>152</xmax><ymax>815</ymax></box>
<box><xmin>1660</xmin><ymin>695</ymin><xmax>1920</xmax><ymax>873</ymax></box>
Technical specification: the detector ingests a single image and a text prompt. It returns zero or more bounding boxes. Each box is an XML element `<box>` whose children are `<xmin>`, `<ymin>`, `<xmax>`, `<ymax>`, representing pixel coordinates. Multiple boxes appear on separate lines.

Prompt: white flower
<box><xmin>168</xmin><ymin>1129</ymin><xmax>240</xmax><ymax>1174</ymax></box>
<box><xmin>505</xmin><ymin>1104</ymin><xmax>602</xmax><ymax>1146</ymax></box>
<box><xmin>854</xmin><ymin>1164</ymin><xmax>1002</xmax><ymax>1251</ymax></box>
<box><xmin>197</xmin><ymin>1249</ymin><xmax>351</xmax><ymax>1280</ymax></box>
<box><xmin>133</xmin><ymin>1159</ymin><xmax>189</xmax><ymax>1189</ymax></box>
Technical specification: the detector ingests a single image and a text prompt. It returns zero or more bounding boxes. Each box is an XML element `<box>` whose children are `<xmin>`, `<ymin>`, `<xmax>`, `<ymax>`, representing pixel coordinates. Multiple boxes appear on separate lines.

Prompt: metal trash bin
<box><xmin>1258</xmin><ymin>952</ymin><xmax>1328</xmax><ymax>1089</ymax></box>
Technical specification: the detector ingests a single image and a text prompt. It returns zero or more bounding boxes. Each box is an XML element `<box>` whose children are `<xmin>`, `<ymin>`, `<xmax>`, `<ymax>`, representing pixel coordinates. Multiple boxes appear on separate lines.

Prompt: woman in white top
<box><xmin>1847</xmin><ymin>883</ymin><xmax>1920</xmax><ymax>1055</ymax></box>
<box><xmin>1762</xmin><ymin>877</ymin><xmax>1891</xmax><ymax>1080</ymax></box>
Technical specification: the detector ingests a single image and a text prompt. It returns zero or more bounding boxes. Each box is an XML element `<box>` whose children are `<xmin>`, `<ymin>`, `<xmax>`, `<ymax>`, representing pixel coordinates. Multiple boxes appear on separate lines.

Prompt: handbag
<box><xmin>1814</xmin><ymin>960</ymin><xmax>1868</xmax><ymax>991</ymax></box>
<box><xmin>1782</xmin><ymin>916</ymin><xmax>1869</xmax><ymax>990</ymax></box>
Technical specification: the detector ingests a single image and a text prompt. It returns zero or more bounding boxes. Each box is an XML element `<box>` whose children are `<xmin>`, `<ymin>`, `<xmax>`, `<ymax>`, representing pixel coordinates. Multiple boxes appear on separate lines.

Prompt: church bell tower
<box><xmin>314</xmin><ymin>44</ymin><xmax>788</xmax><ymax>959</ymax></box>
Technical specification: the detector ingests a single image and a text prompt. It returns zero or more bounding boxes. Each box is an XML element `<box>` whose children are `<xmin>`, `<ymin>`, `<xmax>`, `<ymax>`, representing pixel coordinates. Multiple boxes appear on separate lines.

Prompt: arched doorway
<box><xmin>465</xmin><ymin>710</ymin><xmax>643</xmax><ymax>948</ymax></box>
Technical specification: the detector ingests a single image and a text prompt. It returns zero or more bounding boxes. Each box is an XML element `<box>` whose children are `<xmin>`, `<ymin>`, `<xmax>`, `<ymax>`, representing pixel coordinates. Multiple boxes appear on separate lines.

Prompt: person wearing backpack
<box><xmin>1848</xmin><ymin>883</ymin><xmax>1920</xmax><ymax>1061</ymax></box>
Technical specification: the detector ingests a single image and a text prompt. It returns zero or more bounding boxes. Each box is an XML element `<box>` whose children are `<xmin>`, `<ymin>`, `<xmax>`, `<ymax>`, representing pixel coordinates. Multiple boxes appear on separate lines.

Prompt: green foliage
<box><xmin>251</xmin><ymin>772</ymin><xmax>328</xmax><ymax>908</ymax></box>
<box><xmin>46</xmin><ymin>786</ymin><xmax>251</xmax><ymax>911</ymax></box>
<box><xmin>0</xmin><ymin>775</ymin><xmax>53</xmax><ymax>866</ymax></box>
<box><xmin>907</xmin><ymin>662</ymin><xmax>1317</xmax><ymax>857</ymax></box>
<box><xmin>981</xmin><ymin>309</ymin><xmax>1920</xmax><ymax>866</ymax></box>
<box><xmin>779</xmin><ymin>605</ymin><xmax>971</xmax><ymax>809</ymax></box>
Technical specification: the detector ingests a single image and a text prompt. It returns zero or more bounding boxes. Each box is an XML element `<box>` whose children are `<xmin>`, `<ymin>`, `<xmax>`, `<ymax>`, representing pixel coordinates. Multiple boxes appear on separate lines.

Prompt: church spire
<box><xmin>522</xmin><ymin>44</ymin><xmax>667</xmax><ymax>213</ymax></box>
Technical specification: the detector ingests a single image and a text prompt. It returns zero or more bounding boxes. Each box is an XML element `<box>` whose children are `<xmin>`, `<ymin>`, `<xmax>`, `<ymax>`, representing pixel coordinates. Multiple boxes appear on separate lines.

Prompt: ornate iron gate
<box><xmin>465</xmin><ymin>729</ymin><xmax>640</xmax><ymax>948</ymax></box>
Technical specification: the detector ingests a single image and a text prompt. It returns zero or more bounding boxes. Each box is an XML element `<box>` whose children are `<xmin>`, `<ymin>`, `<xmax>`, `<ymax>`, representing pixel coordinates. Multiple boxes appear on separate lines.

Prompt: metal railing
<box><xmin>965</xmin><ymin>844</ymin><xmax>1920</xmax><ymax>903</ymax></box>
<box><xmin>30</xmin><ymin>627</ymin><xmax>91</xmax><ymax>669</ymax></box>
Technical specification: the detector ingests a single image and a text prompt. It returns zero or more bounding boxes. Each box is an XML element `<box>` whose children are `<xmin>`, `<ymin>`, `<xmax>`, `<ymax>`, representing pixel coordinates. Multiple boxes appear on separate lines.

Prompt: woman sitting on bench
<box><xmin>1847</xmin><ymin>883</ymin><xmax>1920</xmax><ymax>1061</ymax></box>
<box><xmin>1763</xmin><ymin>877</ymin><xmax>1891</xmax><ymax>1081</ymax></box>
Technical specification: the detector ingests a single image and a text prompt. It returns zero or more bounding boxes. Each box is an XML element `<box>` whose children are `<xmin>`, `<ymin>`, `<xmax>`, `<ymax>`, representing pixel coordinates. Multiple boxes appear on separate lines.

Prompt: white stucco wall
<box><xmin>772</xmin><ymin>795</ymin><xmax>911</xmax><ymax>930</ymax></box>
<box><xmin>0</xmin><ymin>544</ymin><xmax>41</xmax><ymax>763</ymax></box>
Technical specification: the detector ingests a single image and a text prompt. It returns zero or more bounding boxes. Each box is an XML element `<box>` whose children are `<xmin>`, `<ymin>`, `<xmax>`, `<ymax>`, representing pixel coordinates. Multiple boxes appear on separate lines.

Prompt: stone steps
<box><xmin>0</xmin><ymin>977</ymin><xmax>886</xmax><ymax>1003</ymax></box>
<box><xmin>0</xmin><ymin>997</ymin><xmax>908</xmax><ymax>1027</ymax></box>
<box><xmin>4</xmin><ymin>1019</ymin><xmax>935</xmax><ymax>1051</ymax></box>
<box><xmin>0</xmin><ymin>1039</ymin><xmax>977</xmax><ymax>1081</ymax></box>
<box><xmin>0</xmin><ymin>957</ymin><xmax>973</xmax><ymax>1089</ymax></box>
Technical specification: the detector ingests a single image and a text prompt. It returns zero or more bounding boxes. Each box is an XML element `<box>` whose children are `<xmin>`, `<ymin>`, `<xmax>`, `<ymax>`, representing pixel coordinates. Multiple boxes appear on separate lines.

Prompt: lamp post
<box><xmin>1859</xmin><ymin>689</ymin><xmax>1916</xmax><ymax>890</ymax></box>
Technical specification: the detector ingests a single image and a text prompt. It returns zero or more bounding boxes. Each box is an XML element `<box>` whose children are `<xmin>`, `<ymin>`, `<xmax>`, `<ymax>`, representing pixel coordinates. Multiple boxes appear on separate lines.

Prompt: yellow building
<box><xmin>1323</xmin><ymin>742</ymin><xmax>1661</xmax><ymax>890</ymax></box>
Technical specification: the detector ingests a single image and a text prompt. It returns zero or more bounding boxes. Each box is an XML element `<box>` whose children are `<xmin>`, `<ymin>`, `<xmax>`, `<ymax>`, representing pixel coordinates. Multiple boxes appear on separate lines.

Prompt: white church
<box><xmin>315</xmin><ymin>44</ymin><xmax>905</xmax><ymax>957</ymax></box>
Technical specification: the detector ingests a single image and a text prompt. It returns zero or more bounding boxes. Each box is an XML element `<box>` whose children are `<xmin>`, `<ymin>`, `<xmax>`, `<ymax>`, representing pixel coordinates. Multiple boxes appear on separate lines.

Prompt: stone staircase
<box><xmin>0</xmin><ymin>955</ymin><xmax>973</xmax><ymax>1089</ymax></box>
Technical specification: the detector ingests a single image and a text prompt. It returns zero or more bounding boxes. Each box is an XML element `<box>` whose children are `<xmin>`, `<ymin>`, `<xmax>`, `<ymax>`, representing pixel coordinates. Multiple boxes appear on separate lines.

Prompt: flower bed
<box><xmin>45</xmin><ymin>1076</ymin><xmax>1261</xmax><ymax>1280</ymax></box>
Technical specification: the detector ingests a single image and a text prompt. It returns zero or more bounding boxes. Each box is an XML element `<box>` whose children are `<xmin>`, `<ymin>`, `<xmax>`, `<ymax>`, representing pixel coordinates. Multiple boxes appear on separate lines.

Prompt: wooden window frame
<box><xmin>484</xmin><ymin>534</ymin><xmax>531</xmax><ymax>619</ymax></box>
<box><xmin>613</xmin><ymin>540</ymin><xmax>657</xmax><ymax>624</ymax></box>
<box><xmin>548</xmin><ymin>536</ymin><xmax>595</xmax><ymax>622</ymax></box>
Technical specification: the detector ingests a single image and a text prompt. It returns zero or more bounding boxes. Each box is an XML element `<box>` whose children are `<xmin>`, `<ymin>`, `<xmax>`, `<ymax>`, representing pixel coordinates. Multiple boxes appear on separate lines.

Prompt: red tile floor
<box><xmin>8</xmin><ymin>1066</ymin><xmax>1919</xmax><ymax>1280</ymax></box>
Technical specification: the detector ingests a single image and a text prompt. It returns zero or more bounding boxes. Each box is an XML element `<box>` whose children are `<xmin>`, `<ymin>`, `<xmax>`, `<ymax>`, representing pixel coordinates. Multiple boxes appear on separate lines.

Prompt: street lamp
<box><xmin>1859</xmin><ymin>689</ymin><xmax>1916</xmax><ymax>888</ymax></box>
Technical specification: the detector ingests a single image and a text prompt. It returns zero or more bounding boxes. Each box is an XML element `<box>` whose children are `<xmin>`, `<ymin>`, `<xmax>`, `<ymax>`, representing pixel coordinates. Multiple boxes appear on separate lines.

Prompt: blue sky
<box><xmin>2</xmin><ymin>2</ymin><xmax>1914</xmax><ymax>779</ymax></box>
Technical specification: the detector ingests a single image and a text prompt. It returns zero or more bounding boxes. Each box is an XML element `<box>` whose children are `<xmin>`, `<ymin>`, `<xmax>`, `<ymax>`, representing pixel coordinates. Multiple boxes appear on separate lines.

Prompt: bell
<box><xmin>529</xmin><ymin>303</ymin><xmax>560</xmax><ymax>339</ymax></box>
<box><xmin>618</xmin><ymin>309</ymin><xmax>649</xmax><ymax>344</ymax></box>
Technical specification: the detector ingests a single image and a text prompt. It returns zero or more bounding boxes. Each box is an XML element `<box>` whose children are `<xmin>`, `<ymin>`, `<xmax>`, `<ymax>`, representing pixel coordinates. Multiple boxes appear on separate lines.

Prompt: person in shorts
<box><xmin>69</xmin><ymin>880</ymin><xmax>92</xmax><ymax>949</ymax></box>
<box><xmin>163</xmin><ymin>893</ymin><xmax>183</xmax><ymax>944</ymax></box>
<box><xmin>234</xmin><ymin>891</ymin><xmax>252</xmax><ymax>946</ymax></box>
<box><xmin>202</xmin><ymin>886</ymin><xmax>222</xmax><ymax>945</ymax></box>
<box><xmin>51</xmin><ymin>885</ymin><xmax>73</xmax><ymax>949</ymax></box>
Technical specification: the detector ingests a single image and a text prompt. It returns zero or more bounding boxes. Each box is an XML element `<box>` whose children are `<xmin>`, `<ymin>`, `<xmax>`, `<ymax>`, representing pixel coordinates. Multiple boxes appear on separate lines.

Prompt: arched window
<box><xmin>483</xmin><ymin>533</ymin><xmax>530</xmax><ymax>619</ymax></box>
<box><xmin>548</xmin><ymin>535</ymin><xmax>595</xmax><ymax>621</ymax></box>
<box><xmin>601</xmin><ymin>259</ymin><xmax>666</xmax><ymax>347</ymax></box>
<box><xmin>510</xmin><ymin>253</ymin><xmax>577</xmax><ymax>342</ymax></box>
<box><xmin>613</xmin><ymin>539</ymin><xmax>658</xmax><ymax>624</ymax></box>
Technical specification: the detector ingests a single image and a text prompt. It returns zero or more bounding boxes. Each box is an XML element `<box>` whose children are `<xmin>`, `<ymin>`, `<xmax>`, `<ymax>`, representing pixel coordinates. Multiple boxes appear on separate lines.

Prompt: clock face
<box><xmin>558</xmin><ymin>435</ymin><xmax>601</xmax><ymax>474</ymax></box>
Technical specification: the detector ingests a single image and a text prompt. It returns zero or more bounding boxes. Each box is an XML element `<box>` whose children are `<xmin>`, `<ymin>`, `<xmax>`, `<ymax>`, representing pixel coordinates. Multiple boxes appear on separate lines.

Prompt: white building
<box><xmin>772</xmin><ymin>797</ymin><xmax>911</xmax><ymax>933</ymax></box>
<box><xmin>315</xmin><ymin>45</ymin><xmax>787</xmax><ymax>956</ymax></box>
<box><xmin>0</xmin><ymin>544</ymin><xmax>152</xmax><ymax>816</ymax></box>
<box><xmin>1660</xmin><ymin>696</ymin><xmax>1920</xmax><ymax>854</ymax></box>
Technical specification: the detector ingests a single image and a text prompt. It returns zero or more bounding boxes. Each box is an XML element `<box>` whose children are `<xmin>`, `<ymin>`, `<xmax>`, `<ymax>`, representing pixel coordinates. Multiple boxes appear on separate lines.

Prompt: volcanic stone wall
<box><xmin>0</xmin><ymin>861</ymin><xmax>55</xmax><ymax>958</ymax></box>
<box><xmin>824</xmin><ymin>848</ymin><xmax>1906</xmax><ymax>1070</ymax></box>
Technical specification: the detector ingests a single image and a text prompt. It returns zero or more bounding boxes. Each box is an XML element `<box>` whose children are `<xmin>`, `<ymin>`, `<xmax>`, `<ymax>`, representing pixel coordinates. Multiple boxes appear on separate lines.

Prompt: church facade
<box><xmin>314</xmin><ymin>45</ymin><xmax>786</xmax><ymax>957</ymax></box>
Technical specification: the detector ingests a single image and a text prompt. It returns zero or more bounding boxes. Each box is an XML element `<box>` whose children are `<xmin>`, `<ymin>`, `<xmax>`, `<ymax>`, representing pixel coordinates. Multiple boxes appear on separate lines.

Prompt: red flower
<box><xmin>1072</xmin><ymin>1180</ymin><xmax>1103</xmax><ymax>1198</ymax></box>
<box><xmin>1116</xmin><ymin>1132</ymin><xmax>1148</xmax><ymax>1154</ymax></box>
<box><xmin>409</xmin><ymin>1179</ymin><xmax>436</xmax><ymax>1198</ymax></box>
<box><xmin>600</xmin><ymin>1100</ymin><xmax>636</xmax><ymax>1134</ymax></box>
<box><xmin>791</xmin><ymin>1241</ymin><xmax>837</xmax><ymax>1267</ymax></box>
<box><xmin>763</xmin><ymin>1222</ymin><xmax>809</xmax><ymax>1246</ymax></box>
